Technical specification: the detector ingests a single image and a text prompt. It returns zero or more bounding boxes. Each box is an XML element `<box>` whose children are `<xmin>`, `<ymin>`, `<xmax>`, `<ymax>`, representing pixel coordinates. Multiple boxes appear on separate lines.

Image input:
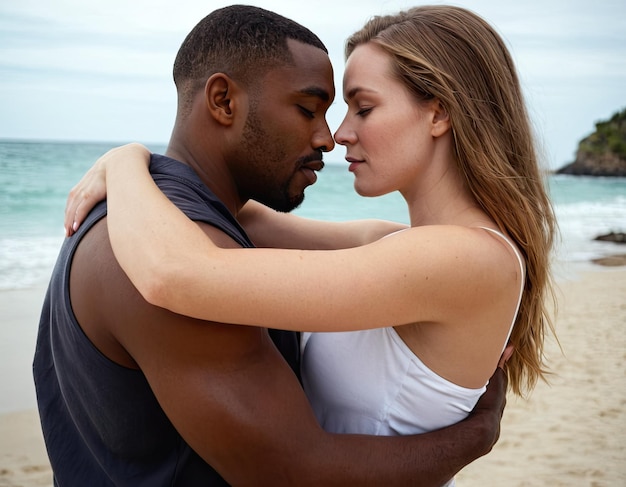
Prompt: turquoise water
<box><xmin>1</xmin><ymin>139</ymin><xmax>624</xmax><ymax>289</ymax></box>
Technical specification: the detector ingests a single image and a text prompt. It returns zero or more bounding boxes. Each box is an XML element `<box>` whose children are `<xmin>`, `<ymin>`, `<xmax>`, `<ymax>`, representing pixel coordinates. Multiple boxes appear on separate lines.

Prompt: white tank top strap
<box><xmin>477</xmin><ymin>227</ymin><xmax>525</xmax><ymax>350</ymax></box>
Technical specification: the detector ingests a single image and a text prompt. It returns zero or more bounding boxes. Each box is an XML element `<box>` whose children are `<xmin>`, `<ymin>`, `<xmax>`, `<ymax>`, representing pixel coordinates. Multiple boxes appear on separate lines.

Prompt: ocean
<box><xmin>1</xmin><ymin>139</ymin><xmax>625</xmax><ymax>291</ymax></box>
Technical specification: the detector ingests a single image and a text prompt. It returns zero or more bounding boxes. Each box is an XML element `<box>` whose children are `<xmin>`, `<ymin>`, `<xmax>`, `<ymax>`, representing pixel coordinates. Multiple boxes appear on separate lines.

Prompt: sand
<box><xmin>0</xmin><ymin>287</ymin><xmax>51</xmax><ymax>487</ymax></box>
<box><xmin>1</xmin><ymin>265</ymin><xmax>625</xmax><ymax>486</ymax></box>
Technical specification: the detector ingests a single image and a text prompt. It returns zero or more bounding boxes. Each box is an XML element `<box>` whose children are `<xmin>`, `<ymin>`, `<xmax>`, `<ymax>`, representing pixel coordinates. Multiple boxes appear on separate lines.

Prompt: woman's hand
<box><xmin>64</xmin><ymin>143</ymin><xmax>150</xmax><ymax>236</ymax></box>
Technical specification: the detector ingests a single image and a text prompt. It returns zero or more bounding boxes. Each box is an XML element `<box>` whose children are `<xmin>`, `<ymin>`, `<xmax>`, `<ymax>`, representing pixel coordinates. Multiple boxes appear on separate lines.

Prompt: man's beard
<box><xmin>239</xmin><ymin>109</ymin><xmax>305</xmax><ymax>213</ymax></box>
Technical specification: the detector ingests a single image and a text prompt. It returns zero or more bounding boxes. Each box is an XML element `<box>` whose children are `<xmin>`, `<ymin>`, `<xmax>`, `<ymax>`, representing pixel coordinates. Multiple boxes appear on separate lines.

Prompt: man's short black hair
<box><xmin>173</xmin><ymin>5</ymin><xmax>328</xmax><ymax>111</ymax></box>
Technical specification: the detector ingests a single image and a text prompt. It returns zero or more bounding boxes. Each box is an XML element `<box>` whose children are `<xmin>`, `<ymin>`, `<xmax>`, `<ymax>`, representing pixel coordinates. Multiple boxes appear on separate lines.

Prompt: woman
<box><xmin>68</xmin><ymin>5</ymin><xmax>556</xmax><ymax>484</ymax></box>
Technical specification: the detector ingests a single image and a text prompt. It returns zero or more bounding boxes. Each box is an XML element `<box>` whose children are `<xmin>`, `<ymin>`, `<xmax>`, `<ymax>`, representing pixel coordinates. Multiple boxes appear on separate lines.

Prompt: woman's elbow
<box><xmin>130</xmin><ymin>260</ymin><xmax>179</xmax><ymax>310</ymax></box>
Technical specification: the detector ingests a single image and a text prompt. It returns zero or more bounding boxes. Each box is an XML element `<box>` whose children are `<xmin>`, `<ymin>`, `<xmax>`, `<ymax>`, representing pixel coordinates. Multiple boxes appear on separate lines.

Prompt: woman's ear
<box><xmin>205</xmin><ymin>73</ymin><xmax>239</xmax><ymax>126</ymax></box>
<box><xmin>430</xmin><ymin>99</ymin><xmax>451</xmax><ymax>138</ymax></box>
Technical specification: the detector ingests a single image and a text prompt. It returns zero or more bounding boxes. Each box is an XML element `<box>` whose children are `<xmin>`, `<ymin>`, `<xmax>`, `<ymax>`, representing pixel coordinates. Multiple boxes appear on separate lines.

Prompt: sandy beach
<box><xmin>1</xmin><ymin>265</ymin><xmax>625</xmax><ymax>486</ymax></box>
<box><xmin>0</xmin><ymin>286</ymin><xmax>51</xmax><ymax>487</ymax></box>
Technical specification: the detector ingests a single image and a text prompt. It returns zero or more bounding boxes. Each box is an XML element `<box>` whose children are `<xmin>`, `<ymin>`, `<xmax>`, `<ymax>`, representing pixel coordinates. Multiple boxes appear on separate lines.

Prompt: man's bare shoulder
<box><xmin>69</xmin><ymin>217</ymin><xmax>264</xmax><ymax>369</ymax></box>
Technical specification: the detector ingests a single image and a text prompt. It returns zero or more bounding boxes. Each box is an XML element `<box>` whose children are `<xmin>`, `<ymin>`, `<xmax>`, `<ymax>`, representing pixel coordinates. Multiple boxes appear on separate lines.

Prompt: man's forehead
<box><xmin>262</xmin><ymin>65</ymin><xmax>335</xmax><ymax>104</ymax></box>
<box><xmin>255</xmin><ymin>39</ymin><xmax>334</xmax><ymax>103</ymax></box>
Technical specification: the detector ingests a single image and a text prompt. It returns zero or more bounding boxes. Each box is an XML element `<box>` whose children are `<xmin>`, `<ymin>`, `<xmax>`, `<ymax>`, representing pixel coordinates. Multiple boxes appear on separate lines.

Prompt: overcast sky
<box><xmin>1</xmin><ymin>0</ymin><xmax>624</xmax><ymax>169</ymax></box>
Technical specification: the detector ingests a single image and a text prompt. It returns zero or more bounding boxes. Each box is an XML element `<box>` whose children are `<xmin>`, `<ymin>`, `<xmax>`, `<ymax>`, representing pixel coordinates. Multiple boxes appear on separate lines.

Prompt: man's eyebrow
<box><xmin>298</xmin><ymin>86</ymin><xmax>330</xmax><ymax>102</ymax></box>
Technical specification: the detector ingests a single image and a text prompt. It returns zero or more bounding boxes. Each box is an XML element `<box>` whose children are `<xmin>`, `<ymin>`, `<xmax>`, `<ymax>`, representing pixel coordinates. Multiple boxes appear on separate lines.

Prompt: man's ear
<box><xmin>204</xmin><ymin>73</ymin><xmax>241</xmax><ymax>126</ymax></box>
<box><xmin>430</xmin><ymin>99</ymin><xmax>451</xmax><ymax>138</ymax></box>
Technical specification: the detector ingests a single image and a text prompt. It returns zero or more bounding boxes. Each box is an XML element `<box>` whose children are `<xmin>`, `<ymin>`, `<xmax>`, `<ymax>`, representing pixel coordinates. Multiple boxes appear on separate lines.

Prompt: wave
<box><xmin>0</xmin><ymin>235</ymin><xmax>63</xmax><ymax>290</ymax></box>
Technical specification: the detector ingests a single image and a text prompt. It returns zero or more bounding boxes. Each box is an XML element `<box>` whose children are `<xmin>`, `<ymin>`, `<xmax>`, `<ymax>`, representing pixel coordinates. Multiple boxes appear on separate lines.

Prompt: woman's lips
<box><xmin>346</xmin><ymin>157</ymin><xmax>363</xmax><ymax>173</ymax></box>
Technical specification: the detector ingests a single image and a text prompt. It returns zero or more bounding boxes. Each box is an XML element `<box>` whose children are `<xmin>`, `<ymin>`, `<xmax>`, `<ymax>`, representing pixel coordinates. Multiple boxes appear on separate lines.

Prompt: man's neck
<box><xmin>165</xmin><ymin>137</ymin><xmax>245</xmax><ymax>217</ymax></box>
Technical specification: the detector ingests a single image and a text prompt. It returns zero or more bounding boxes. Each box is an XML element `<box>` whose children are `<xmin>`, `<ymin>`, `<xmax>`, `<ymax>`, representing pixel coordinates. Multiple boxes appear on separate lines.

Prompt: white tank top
<box><xmin>301</xmin><ymin>228</ymin><xmax>525</xmax><ymax>486</ymax></box>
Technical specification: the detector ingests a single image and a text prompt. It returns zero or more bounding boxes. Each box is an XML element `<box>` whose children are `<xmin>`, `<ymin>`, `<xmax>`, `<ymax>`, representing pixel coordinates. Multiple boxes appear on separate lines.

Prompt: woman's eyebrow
<box><xmin>344</xmin><ymin>86</ymin><xmax>377</xmax><ymax>101</ymax></box>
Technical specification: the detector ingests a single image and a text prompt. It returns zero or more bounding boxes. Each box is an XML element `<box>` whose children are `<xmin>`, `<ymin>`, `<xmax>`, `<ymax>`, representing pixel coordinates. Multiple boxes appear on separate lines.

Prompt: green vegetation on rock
<box><xmin>556</xmin><ymin>108</ymin><xmax>626</xmax><ymax>177</ymax></box>
<box><xmin>578</xmin><ymin>109</ymin><xmax>626</xmax><ymax>159</ymax></box>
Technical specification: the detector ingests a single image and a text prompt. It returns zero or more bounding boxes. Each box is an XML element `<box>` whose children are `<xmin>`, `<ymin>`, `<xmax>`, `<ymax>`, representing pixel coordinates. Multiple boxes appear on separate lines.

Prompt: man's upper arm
<box><xmin>124</xmin><ymin>301</ymin><xmax>325</xmax><ymax>483</ymax></box>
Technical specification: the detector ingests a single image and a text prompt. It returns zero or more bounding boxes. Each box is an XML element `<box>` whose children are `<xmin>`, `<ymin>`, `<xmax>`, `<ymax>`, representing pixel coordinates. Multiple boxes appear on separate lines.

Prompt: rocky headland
<box><xmin>556</xmin><ymin>108</ymin><xmax>626</xmax><ymax>177</ymax></box>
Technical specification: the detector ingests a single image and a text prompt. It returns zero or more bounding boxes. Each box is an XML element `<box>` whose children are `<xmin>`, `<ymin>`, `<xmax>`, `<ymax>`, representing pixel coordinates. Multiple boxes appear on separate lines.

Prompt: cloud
<box><xmin>0</xmin><ymin>0</ymin><xmax>624</xmax><ymax>168</ymax></box>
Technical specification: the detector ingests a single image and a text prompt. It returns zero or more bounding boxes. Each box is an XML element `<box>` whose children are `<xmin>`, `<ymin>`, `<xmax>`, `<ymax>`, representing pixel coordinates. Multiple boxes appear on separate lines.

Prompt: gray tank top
<box><xmin>33</xmin><ymin>154</ymin><xmax>300</xmax><ymax>485</ymax></box>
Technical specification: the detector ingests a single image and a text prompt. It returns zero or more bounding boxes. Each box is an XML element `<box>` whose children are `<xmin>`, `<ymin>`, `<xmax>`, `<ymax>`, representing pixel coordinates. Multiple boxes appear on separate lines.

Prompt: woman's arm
<box><xmin>238</xmin><ymin>200</ymin><xmax>407</xmax><ymax>250</ymax></box>
<box><xmin>64</xmin><ymin>143</ymin><xmax>151</xmax><ymax>236</ymax></box>
<box><xmin>106</xmin><ymin>151</ymin><xmax>510</xmax><ymax>332</ymax></box>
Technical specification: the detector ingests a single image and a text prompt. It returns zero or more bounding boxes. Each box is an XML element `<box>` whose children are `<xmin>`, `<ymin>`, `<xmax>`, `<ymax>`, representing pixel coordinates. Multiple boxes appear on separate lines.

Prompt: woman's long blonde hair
<box><xmin>346</xmin><ymin>5</ymin><xmax>558</xmax><ymax>397</ymax></box>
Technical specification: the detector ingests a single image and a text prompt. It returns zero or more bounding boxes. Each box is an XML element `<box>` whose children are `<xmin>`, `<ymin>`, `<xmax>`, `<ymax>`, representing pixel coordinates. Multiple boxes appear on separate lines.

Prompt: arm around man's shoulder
<box><xmin>72</xmin><ymin>219</ymin><xmax>505</xmax><ymax>485</ymax></box>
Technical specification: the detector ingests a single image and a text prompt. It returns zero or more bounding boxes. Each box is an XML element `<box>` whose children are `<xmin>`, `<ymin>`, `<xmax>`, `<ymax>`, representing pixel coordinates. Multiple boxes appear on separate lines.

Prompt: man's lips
<box><xmin>300</xmin><ymin>160</ymin><xmax>324</xmax><ymax>185</ymax></box>
<box><xmin>301</xmin><ymin>160</ymin><xmax>325</xmax><ymax>172</ymax></box>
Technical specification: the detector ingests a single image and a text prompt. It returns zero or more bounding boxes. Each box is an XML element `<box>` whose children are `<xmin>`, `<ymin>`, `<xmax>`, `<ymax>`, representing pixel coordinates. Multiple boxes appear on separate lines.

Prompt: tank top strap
<box><xmin>477</xmin><ymin>227</ymin><xmax>525</xmax><ymax>351</ymax></box>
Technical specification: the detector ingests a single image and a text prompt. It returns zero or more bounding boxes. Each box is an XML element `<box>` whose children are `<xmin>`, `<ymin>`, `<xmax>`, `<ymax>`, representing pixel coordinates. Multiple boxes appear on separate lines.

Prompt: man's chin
<box><xmin>259</xmin><ymin>192</ymin><xmax>304</xmax><ymax>213</ymax></box>
<box><xmin>281</xmin><ymin>194</ymin><xmax>305</xmax><ymax>213</ymax></box>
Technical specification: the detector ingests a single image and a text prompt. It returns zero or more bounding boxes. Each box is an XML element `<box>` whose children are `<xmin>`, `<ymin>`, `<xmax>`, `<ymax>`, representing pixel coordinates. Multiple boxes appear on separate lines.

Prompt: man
<box><xmin>35</xmin><ymin>6</ymin><xmax>507</xmax><ymax>486</ymax></box>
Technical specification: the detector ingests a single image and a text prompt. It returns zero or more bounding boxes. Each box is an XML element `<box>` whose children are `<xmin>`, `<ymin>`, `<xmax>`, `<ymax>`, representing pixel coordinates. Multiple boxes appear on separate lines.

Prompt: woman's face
<box><xmin>334</xmin><ymin>43</ymin><xmax>438</xmax><ymax>198</ymax></box>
